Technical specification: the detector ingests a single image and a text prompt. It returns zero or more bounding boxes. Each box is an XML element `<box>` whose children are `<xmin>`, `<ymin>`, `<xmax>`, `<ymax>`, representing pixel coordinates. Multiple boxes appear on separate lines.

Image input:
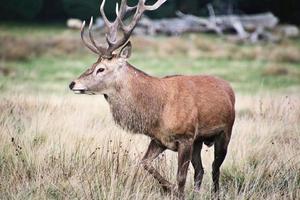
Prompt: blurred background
<box><xmin>0</xmin><ymin>0</ymin><xmax>300</xmax><ymax>24</ymax></box>
<box><xmin>0</xmin><ymin>0</ymin><xmax>299</xmax><ymax>94</ymax></box>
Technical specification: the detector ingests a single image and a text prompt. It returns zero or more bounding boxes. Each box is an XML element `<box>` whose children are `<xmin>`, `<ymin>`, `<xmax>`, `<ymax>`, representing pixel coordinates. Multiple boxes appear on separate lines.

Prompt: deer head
<box><xmin>69</xmin><ymin>0</ymin><xmax>166</xmax><ymax>95</ymax></box>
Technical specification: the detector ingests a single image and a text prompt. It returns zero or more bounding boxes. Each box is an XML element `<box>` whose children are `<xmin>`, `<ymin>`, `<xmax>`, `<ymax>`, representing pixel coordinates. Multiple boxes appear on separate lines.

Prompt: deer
<box><xmin>69</xmin><ymin>0</ymin><xmax>235</xmax><ymax>199</ymax></box>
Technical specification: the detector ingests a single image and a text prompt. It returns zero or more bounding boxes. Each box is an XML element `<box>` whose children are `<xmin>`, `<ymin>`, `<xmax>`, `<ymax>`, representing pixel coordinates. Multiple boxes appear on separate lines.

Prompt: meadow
<box><xmin>0</xmin><ymin>23</ymin><xmax>300</xmax><ymax>199</ymax></box>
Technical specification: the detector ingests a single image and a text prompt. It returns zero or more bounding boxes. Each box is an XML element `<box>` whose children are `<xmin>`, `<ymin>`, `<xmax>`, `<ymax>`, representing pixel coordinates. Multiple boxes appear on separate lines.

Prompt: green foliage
<box><xmin>0</xmin><ymin>0</ymin><xmax>299</xmax><ymax>24</ymax></box>
<box><xmin>62</xmin><ymin>0</ymin><xmax>100</xmax><ymax>20</ymax></box>
<box><xmin>61</xmin><ymin>0</ymin><xmax>175</xmax><ymax>20</ymax></box>
<box><xmin>38</xmin><ymin>0</ymin><xmax>66</xmax><ymax>20</ymax></box>
<box><xmin>145</xmin><ymin>0</ymin><xmax>176</xmax><ymax>18</ymax></box>
<box><xmin>0</xmin><ymin>0</ymin><xmax>43</xmax><ymax>20</ymax></box>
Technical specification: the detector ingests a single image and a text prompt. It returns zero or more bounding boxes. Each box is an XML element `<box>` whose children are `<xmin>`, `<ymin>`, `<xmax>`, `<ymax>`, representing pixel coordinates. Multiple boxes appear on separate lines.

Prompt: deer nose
<box><xmin>69</xmin><ymin>81</ymin><xmax>75</xmax><ymax>90</ymax></box>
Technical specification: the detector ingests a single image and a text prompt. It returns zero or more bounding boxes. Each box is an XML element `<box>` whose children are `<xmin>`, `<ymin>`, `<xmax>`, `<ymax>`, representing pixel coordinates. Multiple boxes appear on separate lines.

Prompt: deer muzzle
<box><xmin>69</xmin><ymin>81</ymin><xmax>88</xmax><ymax>94</ymax></box>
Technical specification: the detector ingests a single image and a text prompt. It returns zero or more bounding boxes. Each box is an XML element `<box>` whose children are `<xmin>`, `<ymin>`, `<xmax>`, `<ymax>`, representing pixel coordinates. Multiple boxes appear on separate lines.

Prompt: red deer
<box><xmin>69</xmin><ymin>0</ymin><xmax>235</xmax><ymax>199</ymax></box>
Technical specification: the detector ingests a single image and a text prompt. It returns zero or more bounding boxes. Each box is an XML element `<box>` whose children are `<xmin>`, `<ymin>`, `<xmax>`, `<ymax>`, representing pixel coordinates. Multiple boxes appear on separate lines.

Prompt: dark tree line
<box><xmin>0</xmin><ymin>0</ymin><xmax>299</xmax><ymax>25</ymax></box>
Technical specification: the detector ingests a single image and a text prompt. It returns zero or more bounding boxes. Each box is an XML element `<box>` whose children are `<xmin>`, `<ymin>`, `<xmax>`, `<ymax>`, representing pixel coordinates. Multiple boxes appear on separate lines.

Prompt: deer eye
<box><xmin>96</xmin><ymin>68</ymin><xmax>105</xmax><ymax>74</ymax></box>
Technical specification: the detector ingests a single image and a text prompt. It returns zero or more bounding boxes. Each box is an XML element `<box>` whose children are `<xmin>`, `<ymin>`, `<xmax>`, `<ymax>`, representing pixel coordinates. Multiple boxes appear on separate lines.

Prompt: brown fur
<box><xmin>70</xmin><ymin>48</ymin><xmax>235</xmax><ymax>199</ymax></box>
<box><xmin>69</xmin><ymin>0</ymin><xmax>234</xmax><ymax>197</ymax></box>
<box><xmin>106</xmin><ymin>67</ymin><xmax>165</xmax><ymax>135</ymax></box>
<box><xmin>106</xmin><ymin>63</ymin><xmax>235</xmax><ymax>151</ymax></box>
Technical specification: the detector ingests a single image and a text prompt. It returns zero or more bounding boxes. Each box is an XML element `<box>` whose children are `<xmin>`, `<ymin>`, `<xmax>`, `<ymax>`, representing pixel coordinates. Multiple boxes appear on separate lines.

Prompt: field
<box><xmin>0</xmin><ymin>23</ymin><xmax>300</xmax><ymax>199</ymax></box>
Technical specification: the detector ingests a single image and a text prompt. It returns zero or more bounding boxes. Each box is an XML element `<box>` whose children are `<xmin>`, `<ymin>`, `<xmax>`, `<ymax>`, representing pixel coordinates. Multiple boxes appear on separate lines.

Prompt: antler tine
<box><xmin>100</xmin><ymin>0</ymin><xmax>125</xmax><ymax>46</ymax></box>
<box><xmin>100</xmin><ymin>0</ymin><xmax>112</xmax><ymax>27</ymax></box>
<box><xmin>104</xmin><ymin>0</ymin><xmax>134</xmax><ymax>49</ymax></box>
<box><xmin>100</xmin><ymin>0</ymin><xmax>119</xmax><ymax>46</ymax></box>
<box><xmin>101</xmin><ymin>0</ymin><xmax>121</xmax><ymax>48</ymax></box>
<box><xmin>115</xmin><ymin>2</ymin><xmax>119</xmax><ymax>17</ymax></box>
<box><xmin>88</xmin><ymin>17</ymin><xmax>107</xmax><ymax>55</ymax></box>
<box><xmin>95</xmin><ymin>0</ymin><xmax>166</xmax><ymax>57</ymax></box>
<box><xmin>80</xmin><ymin>21</ymin><xmax>99</xmax><ymax>54</ymax></box>
<box><xmin>117</xmin><ymin>0</ymin><xmax>137</xmax><ymax>19</ymax></box>
<box><xmin>104</xmin><ymin>0</ymin><xmax>131</xmax><ymax>52</ymax></box>
<box><xmin>144</xmin><ymin>0</ymin><xmax>166</xmax><ymax>11</ymax></box>
<box><xmin>106</xmin><ymin>0</ymin><xmax>166</xmax><ymax>53</ymax></box>
<box><xmin>125</xmin><ymin>0</ymin><xmax>166</xmax><ymax>31</ymax></box>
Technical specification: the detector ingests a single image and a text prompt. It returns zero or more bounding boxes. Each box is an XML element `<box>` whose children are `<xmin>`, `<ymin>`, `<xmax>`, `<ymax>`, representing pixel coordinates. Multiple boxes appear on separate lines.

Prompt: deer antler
<box><xmin>80</xmin><ymin>0</ymin><xmax>166</xmax><ymax>58</ymax></box>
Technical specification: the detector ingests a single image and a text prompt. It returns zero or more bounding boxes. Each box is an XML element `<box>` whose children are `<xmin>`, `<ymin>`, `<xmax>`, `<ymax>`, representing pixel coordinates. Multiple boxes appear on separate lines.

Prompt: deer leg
<box><xmin>177</xmin><ymin>139</ymin><xmax>193</xmax><ymax>200</ymax></box>
<box><xmin>191</xmin><ymin>141</ymin><xmax>204</xmax><ymax>191</ymax></box>
<box><xmin>212</xmin><ymin>133</ymin><xmax>228</xmax><ymax>197</ymax></box>
<box><xmin>141</xmin><ymin>140</ymin><xmax>173</xmax><ymax>193</ymax></box>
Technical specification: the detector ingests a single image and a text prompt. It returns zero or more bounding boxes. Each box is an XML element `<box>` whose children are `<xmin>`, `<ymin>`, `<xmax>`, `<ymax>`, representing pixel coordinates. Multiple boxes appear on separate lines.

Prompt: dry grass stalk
<box><xmin>0</xmin><ymin>93</ymin><xmax>299</xmax><ymax>199</ymax></box>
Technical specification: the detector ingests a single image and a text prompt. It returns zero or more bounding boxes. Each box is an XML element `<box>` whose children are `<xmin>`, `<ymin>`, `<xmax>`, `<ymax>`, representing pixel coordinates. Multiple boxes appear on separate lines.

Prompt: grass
<box><xmin>0</xmin><ymin>24</ymin><xmax>299</xmax><ymax>94</ymax></box>
<box><xmin>1</xmin><ymin>94</ymin><xmax>299</xmax><ymax>199</ymax></box>
<box><xmin>0</xmin><ymin>23</ymin><xmax>300</xmax><ymax>199</ymax></box>
<box><xmin>1</xmin><ymin>53</ymin><xmax>299</xmax><ymax>94</ymax></box>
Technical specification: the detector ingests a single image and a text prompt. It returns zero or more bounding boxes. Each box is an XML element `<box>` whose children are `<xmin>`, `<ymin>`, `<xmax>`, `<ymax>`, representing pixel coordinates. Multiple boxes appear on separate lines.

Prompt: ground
<box><xmin>0</xmin><ymin>23</ymin><xmax>299</xmax><ymax>199</ymax></box>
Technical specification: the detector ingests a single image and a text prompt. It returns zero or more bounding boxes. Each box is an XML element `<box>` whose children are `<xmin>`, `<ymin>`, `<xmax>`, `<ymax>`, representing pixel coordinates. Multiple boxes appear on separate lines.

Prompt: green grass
<box><xmin>0</xmin><ymin>23</ymin><xmax>300</xmax><ymax>95</ymax></box>
<box><xmin>1</xmin><ymin>53</ymin><xmax>299</xmax><ymax>94</ymax></box>
<box><xmin>131</xmin><ymin>54</ymin><xmax>300</xmax><ymax>92</ymax></box>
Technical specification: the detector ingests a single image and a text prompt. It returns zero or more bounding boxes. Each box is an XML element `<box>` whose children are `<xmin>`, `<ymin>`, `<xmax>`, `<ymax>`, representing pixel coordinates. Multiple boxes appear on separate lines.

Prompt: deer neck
<box><xmin>105</xmin><ymin>63</ymin><xmax>166</xmax><ymax>134</ymax></box>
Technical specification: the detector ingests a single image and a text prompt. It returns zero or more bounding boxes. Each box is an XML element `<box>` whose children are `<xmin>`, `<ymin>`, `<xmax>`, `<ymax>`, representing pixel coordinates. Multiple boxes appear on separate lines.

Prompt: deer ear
<box><xmin>119</xmin><ymin>41</ymin><xmax>132</xmax><ymax>59</ymax></box>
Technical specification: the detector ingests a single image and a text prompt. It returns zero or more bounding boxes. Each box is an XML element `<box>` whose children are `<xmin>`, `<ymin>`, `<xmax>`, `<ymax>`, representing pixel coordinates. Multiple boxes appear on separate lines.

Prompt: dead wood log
<box><xmin>90</xmin><ymin>8</ymin><xmax>283</xmax><ymax>43</ymax></box>
<box><xmin>132</xmin><ymin>11</ymin><xmax>279</xmax><ymax>42</ymax></box>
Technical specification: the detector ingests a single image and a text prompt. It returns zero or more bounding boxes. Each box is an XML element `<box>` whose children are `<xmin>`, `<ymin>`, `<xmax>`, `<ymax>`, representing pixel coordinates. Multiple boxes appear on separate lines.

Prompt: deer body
<box><xmin>69</xmin><ymin>0</ymin><xmax>235</xmax><ymax>199</ymax></box>
<box><xmin>106</xmin><ymin>63</ymin><xmax>234</xmax><ymax>151</ymax></box>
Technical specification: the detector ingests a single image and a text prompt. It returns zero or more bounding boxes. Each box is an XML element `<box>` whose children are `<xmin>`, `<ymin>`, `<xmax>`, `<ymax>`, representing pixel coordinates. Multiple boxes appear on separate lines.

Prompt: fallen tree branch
<box><xmin>132</xmin><ymin>11</ymin><xmax>281</xmax><ymax>42</ymax></box>
<box><xmin>86</xmin><ymin>10</ymin><xmax>298</xmax><ymax>43</ymax></box>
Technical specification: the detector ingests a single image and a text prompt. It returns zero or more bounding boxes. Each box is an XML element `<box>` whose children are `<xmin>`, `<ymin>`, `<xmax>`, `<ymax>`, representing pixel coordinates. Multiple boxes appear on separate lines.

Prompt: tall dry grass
<box><xmin>0</xmin><ymin>93</ymin><xmax>299</xmax><ymax>199</ymax></box>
